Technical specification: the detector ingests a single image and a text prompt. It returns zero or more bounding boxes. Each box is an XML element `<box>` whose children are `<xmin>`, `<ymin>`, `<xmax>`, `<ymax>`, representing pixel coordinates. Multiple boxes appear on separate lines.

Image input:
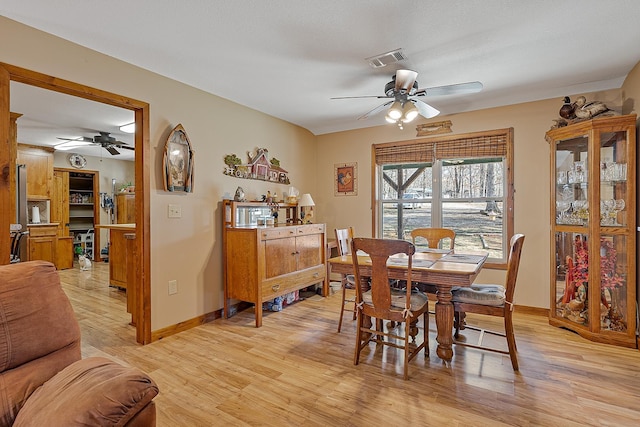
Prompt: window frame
<box><xmin>372</xmin><ymin>128</ymin><xmax>514</xmax><ymax>269</ymax></box>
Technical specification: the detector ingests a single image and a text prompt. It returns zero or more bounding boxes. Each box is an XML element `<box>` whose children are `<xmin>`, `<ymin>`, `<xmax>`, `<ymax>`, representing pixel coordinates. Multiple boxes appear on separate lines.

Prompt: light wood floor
<box><xmin>58</xmin><ymin>262</ymin><xmax>640</xmax><ymax>426</ymax></box>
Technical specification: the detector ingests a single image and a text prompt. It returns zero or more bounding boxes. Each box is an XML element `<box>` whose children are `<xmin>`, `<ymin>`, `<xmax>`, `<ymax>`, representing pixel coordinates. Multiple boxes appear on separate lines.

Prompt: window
<box><xmin>374</xmin><ymin>128</ymin><xmax>513</xmax><ymax>268</ymax></box>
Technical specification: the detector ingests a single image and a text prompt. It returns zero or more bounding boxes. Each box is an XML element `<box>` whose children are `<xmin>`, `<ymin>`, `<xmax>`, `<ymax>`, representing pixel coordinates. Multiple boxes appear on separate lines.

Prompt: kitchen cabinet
<box><xmin>27</xmin><ymin>224</ymin><xmax>58</xmax><ymax>267</ymax></box>
<box><xmin>17</xmin><ymin>144</ymin><xmax>54</xmax><ymax>200</ymax></box>
<box><xmin>545</xmin><ymin>114</ymin><xmax>637</xmax><ymax>348</ymax></box>
<box><xmin>109</xmin><ymin>228</ymin><xmax>129</xmax><ymax>289</ymax></box>
<box><xmin>56</xmin><ymin>236</ymin><xmax>74</xmax><ymax>270</ymax></box>
<box><xmin>115</xmin><ymin>193</ymin><xmax>135</xmax><ymax>224</ymax></box>
<box><xmin>68</xmin><ymin>171</ymin><xmax>98</xmax><ymax>237</ymax></box>
<box><xmin>223</xmin><ymin>201</ymin><xmax>326</xmax><ymax>327</ymax></box>
<box><xmin>52</xmin><ymin>169</ymin><xmax>70</xmax><ymax>237</ymax></box>
<box><xmin>96</xmin><ymin>224</ymin><xmax>135</xmax><ymax>290</ymax></box>
<box><xmin>52</xmin><ymin>168</ymin><xmax>100</xmax><ymax>261</ymax></box>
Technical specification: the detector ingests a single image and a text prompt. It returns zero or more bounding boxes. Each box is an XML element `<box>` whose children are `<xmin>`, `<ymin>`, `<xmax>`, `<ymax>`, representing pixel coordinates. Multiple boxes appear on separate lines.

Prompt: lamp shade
<box><xmin>402</xmin><ymin>102</ymin><xmax>419</xmax><ymax>122</ymax></box>
<box><xmin>298</xmin><ymin>193</ymin><xmax>315</xmax><ymax>207</ymax></box>
<box><xmin>387</xmin><ymin>101</ymin><xmax>403</xmax><ymax>120</ymax></box>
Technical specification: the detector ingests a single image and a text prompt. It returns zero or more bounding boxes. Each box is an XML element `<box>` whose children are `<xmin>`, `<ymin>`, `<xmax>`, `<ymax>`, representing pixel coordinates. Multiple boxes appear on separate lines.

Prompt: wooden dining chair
<box><xmin>410</xmin><ymin>227</ymin><xmax>455</xmax><ymax>250</ymax></box>
<box><xmin>334</xmin><ymin>227</ymin><xmax>357</xmax><ymax>333</ymax></box>
<box><xmin>451</xmin><ymin>233</ymin><xmax>525</xmax><ymax>370</ymax></box>
<box><xmin>410</xmin><ymin>228</ymin><xmax>456</xmax><ymax>303</ymax></box>
<box><xmin>351</xmin><ymin>238</ymin><xmax>429</xmax><ymax>380</ymax></box>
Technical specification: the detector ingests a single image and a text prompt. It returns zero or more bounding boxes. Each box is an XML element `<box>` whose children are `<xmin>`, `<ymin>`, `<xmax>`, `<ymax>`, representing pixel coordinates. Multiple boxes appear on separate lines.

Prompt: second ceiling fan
<box><xmin>332</xmin><ymin>70</ymin><xmax>483</xmax><ymax>128</ymax></box>
<box><xmin>57</xmin><ymin>131</ymin><xmax>134</xmax><ymax>155</ymax></box>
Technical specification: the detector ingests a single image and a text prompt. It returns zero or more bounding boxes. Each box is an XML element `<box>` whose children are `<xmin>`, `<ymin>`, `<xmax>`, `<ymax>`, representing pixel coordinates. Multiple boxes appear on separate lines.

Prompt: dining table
<box><xmin>328</xmin><ymin>248</ymin><xmax>488</xmax><ymax>364</ymax></box>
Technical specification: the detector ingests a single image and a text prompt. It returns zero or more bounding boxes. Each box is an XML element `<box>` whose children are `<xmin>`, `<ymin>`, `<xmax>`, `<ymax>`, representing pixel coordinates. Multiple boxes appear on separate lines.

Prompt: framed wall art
<box><xmin>163</xmin><ymin>124</ymin><xmax>195</xmax><ymax>192</ymax></box>
<box><xmin>334</xmin><ymin>162</ymin><xmax>357</xmax><ymax>196</ymax></box>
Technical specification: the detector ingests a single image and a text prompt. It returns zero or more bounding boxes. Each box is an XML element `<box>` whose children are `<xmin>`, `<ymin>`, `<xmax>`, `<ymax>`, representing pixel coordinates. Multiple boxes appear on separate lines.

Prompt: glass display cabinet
<box><xmin>546</xmin><ymin>114</ymin><xmax>637</xmax><ymax>348</ymax></box>
<box><xmin>223</xmin><ymin>200</ymin><xmax>299</xmax><ymax>228</ymax></box>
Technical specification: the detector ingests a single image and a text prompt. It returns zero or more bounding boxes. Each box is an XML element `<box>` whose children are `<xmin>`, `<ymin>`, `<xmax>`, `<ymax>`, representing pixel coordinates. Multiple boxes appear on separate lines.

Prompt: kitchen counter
<box><xmin>97</xmin><ymin>224</ymin><xmax>136</xmax><ymax>289</ymax></box>
<box><xmin>95</xmin><ymin>223</ymin><xmax>135</xmax><ymax>230</ymax></box>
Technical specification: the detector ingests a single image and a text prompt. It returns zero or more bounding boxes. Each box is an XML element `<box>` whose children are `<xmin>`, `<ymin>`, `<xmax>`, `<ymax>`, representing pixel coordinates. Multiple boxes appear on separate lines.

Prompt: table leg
<box><xmin>435</xmin><ymin>286</ymin><xmax>454</xmax><ymax>363</ymax></box>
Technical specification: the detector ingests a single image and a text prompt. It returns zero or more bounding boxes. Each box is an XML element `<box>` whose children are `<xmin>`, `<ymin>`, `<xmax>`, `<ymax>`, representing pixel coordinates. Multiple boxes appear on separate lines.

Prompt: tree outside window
<box><xmin>374</xmin><ymin>129</ymin><xmax>513</xmax><ymax>267</ymax></box>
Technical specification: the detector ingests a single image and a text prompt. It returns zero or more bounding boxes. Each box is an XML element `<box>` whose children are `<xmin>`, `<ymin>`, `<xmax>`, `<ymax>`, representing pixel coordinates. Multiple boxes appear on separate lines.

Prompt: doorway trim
<box><xmin>0</xmin><ymin>62</ymin><xmax>152</xmax><ymax>344</ymax></box>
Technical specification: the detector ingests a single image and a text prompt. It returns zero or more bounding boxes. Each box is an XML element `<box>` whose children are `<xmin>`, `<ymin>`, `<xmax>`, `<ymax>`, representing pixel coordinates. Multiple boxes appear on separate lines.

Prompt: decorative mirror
<box><xmin>163</xmin><ymin>124</ymin><xmax>194</xmax><ymax>192</ymax></box>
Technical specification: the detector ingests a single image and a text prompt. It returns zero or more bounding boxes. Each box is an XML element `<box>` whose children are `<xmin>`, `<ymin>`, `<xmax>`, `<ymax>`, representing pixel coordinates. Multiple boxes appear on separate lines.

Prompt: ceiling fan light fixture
<box><xmin>402</xmin><ymin>102</ymin><xmax>419</xmax><ymax>122</ymax></box>
<box><xmin>387</xmin><ymin>101</ymin><xmax>403</xmax><ymax>120</ymax></box>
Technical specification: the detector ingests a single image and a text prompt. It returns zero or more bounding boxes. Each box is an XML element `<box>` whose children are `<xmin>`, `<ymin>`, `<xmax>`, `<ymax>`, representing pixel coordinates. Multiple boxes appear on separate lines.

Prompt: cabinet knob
<box><xmin>313</xmin><ymin>273</ymin><xmax>319</xmax><ymax>278</ymax></box>
<box><xmin>272</xmin><ymin>284</ymin><xmax>280</xmax><ymax>291</ymax></box>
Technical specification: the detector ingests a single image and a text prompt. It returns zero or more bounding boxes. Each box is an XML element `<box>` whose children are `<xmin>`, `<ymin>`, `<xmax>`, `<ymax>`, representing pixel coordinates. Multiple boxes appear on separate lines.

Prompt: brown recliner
<box><xmin>0</xmin><ymin>261</ymin><xmax>158</xmax><ymax>427</ymax></box>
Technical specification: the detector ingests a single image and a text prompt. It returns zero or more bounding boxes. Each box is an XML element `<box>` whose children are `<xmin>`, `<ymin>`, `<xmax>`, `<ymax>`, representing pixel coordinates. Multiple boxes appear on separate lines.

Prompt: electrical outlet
<box><xmin>168</xmin><ymin>204</ymin><xmax>181</xmax><ymax>218</ymax></box>
<box><xmin>168</xmin><ymin>280</ymin><xmax>178</xmax><ymax>295</ymax></box>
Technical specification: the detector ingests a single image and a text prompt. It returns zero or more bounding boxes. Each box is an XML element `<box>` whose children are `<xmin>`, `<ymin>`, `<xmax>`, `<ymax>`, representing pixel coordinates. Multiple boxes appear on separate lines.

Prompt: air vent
<box><xmin>366</xmin><ymin>49</ymin><xmax>407</xmax><ymax>68</ymax></box>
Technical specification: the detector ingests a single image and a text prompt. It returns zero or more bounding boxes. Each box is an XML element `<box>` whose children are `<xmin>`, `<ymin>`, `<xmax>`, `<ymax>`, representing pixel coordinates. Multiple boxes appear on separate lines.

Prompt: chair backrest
<box><xmin>335</xmin><ymin>227</ymin><xmax>354</xmax><ymax>256</ymax></box>
<box><xmin>351</xmin><ymin>238</ymin><xmax>415</xmax><ymax>318</ymax></box>
<box><xmin>504</xmin><ymin>234</ymin><xmax>525</xmax><ymax>303</ymax></box>
<box><xmin>10</xmin><ymin>231</ymin><xmax>28</xmax><ymax>263</ymax></box>
<box><xmin>410</xmin><ymin>228</ymin><xmax>455</xmax><ymax>249</ymax></box>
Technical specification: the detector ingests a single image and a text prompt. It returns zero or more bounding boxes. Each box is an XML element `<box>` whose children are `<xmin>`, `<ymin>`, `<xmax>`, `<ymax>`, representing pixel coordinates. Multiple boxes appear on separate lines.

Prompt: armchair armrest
<box><xmin>14</xmin><ymin>357</ymin><xmax>158</xmax><ymax>427</ymax></box>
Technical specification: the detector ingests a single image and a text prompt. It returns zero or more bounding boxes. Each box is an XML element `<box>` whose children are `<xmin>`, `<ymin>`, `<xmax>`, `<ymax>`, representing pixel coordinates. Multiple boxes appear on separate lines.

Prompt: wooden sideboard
<box><xmin>224</xmin><ymin>223</ymin><xmax>327</xmax><ymax>327</ymax></box>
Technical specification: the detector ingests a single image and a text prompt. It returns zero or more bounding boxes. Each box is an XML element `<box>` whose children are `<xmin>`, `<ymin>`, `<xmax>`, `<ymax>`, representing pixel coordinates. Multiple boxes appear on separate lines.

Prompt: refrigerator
<box><xmin>15</xmin><ymin>164</ymin><xmax>28</xmax><ymax>261</ymax></box>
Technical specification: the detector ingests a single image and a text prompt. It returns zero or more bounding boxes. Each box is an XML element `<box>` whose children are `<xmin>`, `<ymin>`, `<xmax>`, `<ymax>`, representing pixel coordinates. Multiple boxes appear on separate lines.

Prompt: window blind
<box><xmin>374</xmin><ymin>129</ymin><xmax>510</xmax><ymax>165</ymax></box>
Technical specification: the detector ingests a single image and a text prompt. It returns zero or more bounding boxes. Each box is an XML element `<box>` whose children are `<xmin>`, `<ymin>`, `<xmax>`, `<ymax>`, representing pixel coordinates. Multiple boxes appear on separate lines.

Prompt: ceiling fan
<box><xmin>332</xmin><ymin>70</ymin><xmax>483</xmax><ymax>128</ymax></box>
<box><xmin>56</xmin><ymin>131</ymin><xmax>134</xmax><ymax>155</ymax></box>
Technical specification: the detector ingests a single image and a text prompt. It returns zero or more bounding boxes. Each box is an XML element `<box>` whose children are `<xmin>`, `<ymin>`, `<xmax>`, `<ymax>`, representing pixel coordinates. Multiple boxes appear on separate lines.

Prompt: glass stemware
<box><xmin>556</xmin><ymin>201</ymin><xmax>572</xmax><ymax>223</ymax></box>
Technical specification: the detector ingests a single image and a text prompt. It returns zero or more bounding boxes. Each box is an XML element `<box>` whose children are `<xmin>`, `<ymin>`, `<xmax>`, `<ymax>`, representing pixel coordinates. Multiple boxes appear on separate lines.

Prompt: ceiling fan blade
<box><xmin>117</xmin><ymin>144</ymin><xmax>135</xmax><ymax>151</ymax></box>
<box><xmin>55</xmin><ymin>139</ymin><xmax>94</xmax><ymax>151</ymax></box>
<box><xmin>413</xmin><ymin>99</ymin><xmax>440</xmax><ymax>119</ymax></box>
<box><xmin>395</xmin><ymin>70</ymin><xmax>418</xmax><ymax>93</ymax></box>
<box><xmin>331</xmin><ymin>95</ymin><xmax>392</xmax><ymax>100</ymax></box>
<box><xmin>415</xmin><ymin>81</ymin><xmax>483</xmax><ymax>97</ymax></box>
<box><xmin>358</xmin><ymin>100</ymin><xmax>393</xmax><ymax>120</ymax></box>
<box><xmin>105</xmin><ymin>145</ymin><xmax>120</xmax><ymax>155</ymax></box>
<box><xmin>57</xmin><ymin>136</ymin><xmax>94</xmax><ymax>142</ymax></box>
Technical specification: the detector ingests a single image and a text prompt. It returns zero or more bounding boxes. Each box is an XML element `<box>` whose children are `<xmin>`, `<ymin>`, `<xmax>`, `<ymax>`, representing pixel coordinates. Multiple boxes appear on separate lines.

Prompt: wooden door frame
<box><xmin>0</xmin><ymin>63</ymin><xmax>152</xmax><ymax>344</ymax></box>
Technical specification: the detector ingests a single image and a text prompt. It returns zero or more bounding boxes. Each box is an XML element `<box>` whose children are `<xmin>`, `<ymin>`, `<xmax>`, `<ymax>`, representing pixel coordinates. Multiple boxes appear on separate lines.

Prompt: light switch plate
<box><xmin>168</xmin><ymin>280</ymin><xmax>178</xmax><ymax>295</ymax></box>
<box><xmin>168</xmin><ymin>204</ymin><xmax>181</xmax><ymax>218</ymax></box>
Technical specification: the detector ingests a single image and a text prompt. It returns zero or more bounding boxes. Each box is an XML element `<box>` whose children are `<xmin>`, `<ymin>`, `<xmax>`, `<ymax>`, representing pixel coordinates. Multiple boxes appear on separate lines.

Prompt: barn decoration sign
<box><xmin>223</xmin><ymin>147</ymin><xmax>291</xmax><ymax>184</ymax></box>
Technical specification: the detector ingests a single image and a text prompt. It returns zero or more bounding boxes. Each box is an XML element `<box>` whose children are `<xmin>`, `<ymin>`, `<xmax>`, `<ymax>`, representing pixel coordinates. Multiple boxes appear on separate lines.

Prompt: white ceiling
<box><xmin>10</xmin><ymin>81</ymin><xmax>135</xmax><ymax>160</ymax></box>
<box><xmin>3</xmin><ymin>0</ymin><xmax>640</xmax><ymax>152</ymax></box>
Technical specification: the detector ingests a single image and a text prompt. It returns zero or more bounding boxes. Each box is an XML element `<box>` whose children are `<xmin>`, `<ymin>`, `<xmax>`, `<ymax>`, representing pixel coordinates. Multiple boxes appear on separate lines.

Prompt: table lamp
<box><xmin>298</xmin><ymin>193</ymin><xmax>315</xmax><ymax>224</ymax></box>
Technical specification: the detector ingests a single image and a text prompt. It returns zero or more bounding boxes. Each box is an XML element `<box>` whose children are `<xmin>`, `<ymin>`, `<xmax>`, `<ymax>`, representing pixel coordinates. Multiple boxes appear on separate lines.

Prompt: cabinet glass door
<box><xmin>599</xmin><ymin>234</ymin><xmax>629</xmax><ymax>332</ymax></box>
<box><xmin>554</xmin><ymin>232</ymin><xmax>589</xmax><ymax>326</ymax></box>
<box><xmin>555</xmin><ymin>135</ymin><xmax>588</xmax><ymax>226</ymax></box>
<box><xmin>599</xmin><ymin>130</ymin><xmax>628</xmax><ymax>227</ymax></box>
